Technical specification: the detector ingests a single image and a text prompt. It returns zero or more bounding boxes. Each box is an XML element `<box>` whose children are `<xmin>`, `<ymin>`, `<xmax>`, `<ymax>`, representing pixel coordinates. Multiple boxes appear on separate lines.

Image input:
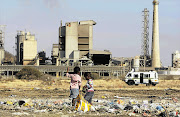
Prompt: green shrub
<box><xmin>16</xmin><ymin>67</ymin><xmax>42</xmax><ymax>80</ymax></box>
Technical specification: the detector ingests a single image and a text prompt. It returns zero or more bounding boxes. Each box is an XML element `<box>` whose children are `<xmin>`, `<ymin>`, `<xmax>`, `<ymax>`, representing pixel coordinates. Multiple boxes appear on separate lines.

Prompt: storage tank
<box><xmin>20</xmin><ymin>31</ymin><xmax>25</xmax><ymax>35</ymax></box>
<box><xmin>133</xmin><ymin>56</ymin><xmax>140</xmax><ymax>72</ymax></box>
<box><xmin>173</xmin><ymin>51</ymin><xmax>180</xmax><ymax>60</ymax></box>
<box><xmin>26</xmin><ymin>32</ymin><xmax>31</xmax><ymax>35</ymax></box>
<box><xmin>172</xmin><ymin>50</ymin><xmax>180</xmax><ymax>67</ymax></box>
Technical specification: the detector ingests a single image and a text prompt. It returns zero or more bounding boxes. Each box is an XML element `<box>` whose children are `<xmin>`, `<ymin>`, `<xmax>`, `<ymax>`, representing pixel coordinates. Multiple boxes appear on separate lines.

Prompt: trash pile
<box><xmin>93</xmin><ymin>96</ymin><xmax>180</xmax><ymax>117</ymax></box>
<box><xmin>0</xmin><ymin>96</ymin><xmax>180</xmax><ymax>116</ymax></box>
<box><xmin>0</xmin><ymin>98</ymin><xmax>73</xmax><ymax>116</ymax></box>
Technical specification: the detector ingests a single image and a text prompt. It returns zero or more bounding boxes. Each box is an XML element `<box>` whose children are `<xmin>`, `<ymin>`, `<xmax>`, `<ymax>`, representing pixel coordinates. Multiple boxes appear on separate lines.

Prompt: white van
<box><xmin>124</xmin><ymin>69</ymin><xmax>159</xmax><ymax>86</ymax></box>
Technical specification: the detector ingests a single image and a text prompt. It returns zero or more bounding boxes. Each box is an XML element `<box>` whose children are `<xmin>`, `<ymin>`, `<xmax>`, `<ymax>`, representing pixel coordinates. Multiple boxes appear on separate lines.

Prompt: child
<box><xmin>66</xmin><ymin>67</ymin><xmax>81</xmax><ymax>106</ymax></box>
<box><xmin>84</xmin><ymin>72</ymin><xmax>94</xmax><ymax>105</ymax></box>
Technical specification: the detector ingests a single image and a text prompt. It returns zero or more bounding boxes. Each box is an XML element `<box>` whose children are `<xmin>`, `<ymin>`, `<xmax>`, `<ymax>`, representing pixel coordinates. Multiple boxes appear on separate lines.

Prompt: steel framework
<box><xmin>141</xmin><ymin>8</ymin><xmax>150</xmax><ymax>57</ymax></box>
<box><xmin>140</xmin><ymin>8</ymin><xmax>151</xmax><ymax>67</ymax></box>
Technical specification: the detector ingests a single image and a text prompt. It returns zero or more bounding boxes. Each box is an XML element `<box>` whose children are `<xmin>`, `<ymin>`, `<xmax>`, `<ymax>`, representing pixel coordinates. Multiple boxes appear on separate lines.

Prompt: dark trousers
<box><xmin>84</xmin><ymin>92</ymin><xmax>94</xmax><ymax>104</ymax></box>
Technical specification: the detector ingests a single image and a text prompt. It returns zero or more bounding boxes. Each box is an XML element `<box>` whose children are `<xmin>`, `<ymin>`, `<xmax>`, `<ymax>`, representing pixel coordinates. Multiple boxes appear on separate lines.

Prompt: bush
<box><xmin>16</xmin><ymin>67</ymin><xmax>42</xmax><ymax>80</ymax></box>
<box><xmin>91</xmin><ymin>73</ymin><xmax>101</xmax><ymax>80</ymax></box>
<box><xmin>39</xmin><ymin>74</ymin><xmax>56</xmax><ymax>85</ymax></box>
<box><xmin>82</xmin><ymin>72</ymin><xmax>100</xmax><ymax>80</ymax></box>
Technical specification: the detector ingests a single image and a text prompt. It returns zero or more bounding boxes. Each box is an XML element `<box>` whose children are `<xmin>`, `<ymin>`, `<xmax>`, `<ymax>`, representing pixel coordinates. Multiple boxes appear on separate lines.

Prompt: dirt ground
<box><xmin>0</xmin><ymin>78</ymin><xmax>180</xmax><ymax>117</ymax></box>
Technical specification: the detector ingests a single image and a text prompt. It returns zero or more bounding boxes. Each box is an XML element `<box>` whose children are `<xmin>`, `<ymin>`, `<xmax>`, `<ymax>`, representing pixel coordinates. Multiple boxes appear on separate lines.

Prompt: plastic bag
<box><xmin>75</xmin><ymin>93</ymin><xmax>92</xmax><ymax>112</ymax></box>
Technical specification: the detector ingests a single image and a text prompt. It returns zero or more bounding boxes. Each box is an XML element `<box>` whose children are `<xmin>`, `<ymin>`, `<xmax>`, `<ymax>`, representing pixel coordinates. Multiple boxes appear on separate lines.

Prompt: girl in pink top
<box><xmin>66</xmin><ymin>67</ymin><xmax>81</xmax><ymax>106</ymax></box>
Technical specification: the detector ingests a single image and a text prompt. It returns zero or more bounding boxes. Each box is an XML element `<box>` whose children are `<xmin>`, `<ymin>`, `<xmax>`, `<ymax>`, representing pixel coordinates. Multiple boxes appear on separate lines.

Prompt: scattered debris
<box><xmin>0</xmin><ymin>95</ymin><xmax>180</xmax><ymax>116</ymax></box>
<box><xmin>12</xmin><ymin>112</ymin><xmax>30</xmax><ymax>116</ymax></box>
<box><xmin>18</xmin><ymin>100</ymin><xmax>25</xmax><ymax>106</ymax></box>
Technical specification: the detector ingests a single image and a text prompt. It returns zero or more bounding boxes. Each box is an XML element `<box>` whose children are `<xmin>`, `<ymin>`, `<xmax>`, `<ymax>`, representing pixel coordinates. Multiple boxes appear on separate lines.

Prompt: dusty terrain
<box><xmin>0</xmin><ymin>78</ymin><xmax>180</xmax><ymax>117</ymax></box>
<box><xmin>0</xmin><ymin>78</ymin><xmax>180</xmax><ymax>98</ymax></box>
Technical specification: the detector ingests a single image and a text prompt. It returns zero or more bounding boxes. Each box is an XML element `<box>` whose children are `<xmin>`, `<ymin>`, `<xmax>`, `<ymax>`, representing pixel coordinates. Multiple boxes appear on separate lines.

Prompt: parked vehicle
<box><xmin>124</xmin><ymin>69</ymin><xmax>159</xmax><ymax>86</ymax></box>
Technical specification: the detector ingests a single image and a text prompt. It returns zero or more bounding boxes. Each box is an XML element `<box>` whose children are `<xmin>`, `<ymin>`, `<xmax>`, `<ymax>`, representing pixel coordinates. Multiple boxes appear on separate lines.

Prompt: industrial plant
<box><xmin>51</xmin><ymin>20</ymin><xmax>111</xmax><ymax>66</ymax></box>
<box><xmin>16</xmin><ymin>31</ymin><xmax>37</xmax><ymax>65</ymax></box>
<box><xmin>0</xmin><ymin>26</ymin><xmax>5</xmax><ymax>65</ymax></box>
<box><xmin>0</xmin><ymin>0</ymin><xmax>179</xmax><ymax>77</ymax></box>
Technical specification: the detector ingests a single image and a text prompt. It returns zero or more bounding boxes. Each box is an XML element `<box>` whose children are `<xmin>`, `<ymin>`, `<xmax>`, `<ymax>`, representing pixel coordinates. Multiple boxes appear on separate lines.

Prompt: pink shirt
<box><xmin>66</xmin><ymin>73</ymin><xmax>81</xmax><ymax>89</ymax></box>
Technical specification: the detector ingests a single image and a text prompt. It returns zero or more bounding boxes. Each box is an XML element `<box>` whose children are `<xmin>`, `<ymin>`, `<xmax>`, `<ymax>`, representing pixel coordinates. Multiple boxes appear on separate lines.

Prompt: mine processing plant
<box><xmin>51</xmin><ymin>20</ymin><xmax>112</xmax><ymax>67</ymax></box>
<box><xmin>16</xmin><ymin>31</ymin><xmax>38</xmax><ymax>65</ymax></box>
<box><xmin>0</xmin><ymin>25</ymin><xmax>5</xmax><ymax>65</ymax></box>
<box><xmin>2</xmin><ymin>0</ymin><xmax>180</xmax><ymax>77</ymax></box>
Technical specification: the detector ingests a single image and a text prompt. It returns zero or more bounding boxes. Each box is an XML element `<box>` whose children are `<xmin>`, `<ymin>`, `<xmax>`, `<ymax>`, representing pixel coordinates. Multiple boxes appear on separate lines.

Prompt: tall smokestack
<box><xmin>151</xmin><ymin>0</ymin><xmax>161</xmax><ymax>68</ymax></box>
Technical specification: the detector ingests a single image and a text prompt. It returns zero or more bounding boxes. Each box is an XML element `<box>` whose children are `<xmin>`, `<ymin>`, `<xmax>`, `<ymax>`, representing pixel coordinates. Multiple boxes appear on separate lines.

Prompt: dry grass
<box><xmin>0</xmin><ymin>79</ymin><xmax>42</xmax><ymax>89</ymax></box>
<box><xmin>0</xmin><ymin>77</ymin><xmax>180</xmax><ymax>90</ymax></box>
<box><xmin>93</xmin><ymin>79</ymin><xmax>180</xmax><ymax>90</ymax></box>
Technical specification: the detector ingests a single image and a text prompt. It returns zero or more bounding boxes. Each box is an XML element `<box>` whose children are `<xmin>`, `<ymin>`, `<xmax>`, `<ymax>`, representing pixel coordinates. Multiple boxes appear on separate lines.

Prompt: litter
<box><xmin>156</xmin><ymin>105</ymin><xmax>164</xmax><ymax>111</ymax></box>
<box><xmin>0</xmin><ymin>94</ymin><xmax>180</xmax><ymax>116</ymax></box>
<box><xmin>34</xmin><ymin>109</ymin><xmax>47</xmax><ymax>113</ymax></box>
<box><xmin>129</xmin><ymin>100</ymin><xmax>138</xmax><ymax>105</ymax></box>
<box><xmin>12</xmin><ymin>112</ymin><xmax>30</xmax><ymax>115</ymax></box>
<box><xmin>124</xmin><ymin>105</ymin><xmax>133</xmax><ymax>111</ymax></box>
<box><xmin>18</xmin><ymin>100</ymin><xmax>25</xmax><ymax>106</ymax></box>
<box><xmin>6</xmin><ymin>101</ymin><xmax>13</xmax><ymax>105</ymax></box>
<box><xmin>101</xmin><ymin>96</ymin><xmax>106</xmax><ymax>99</ymax></box>
<box><xmin>116</xmin><ymin>99</ymin><xmax>124</xmax><ymax>105</ymax></box>
<box><xmin>75</xmin><ymin>94</ymin><xmax>92</xmax><ymax>112</ymax></box>
<box><xmin>54</xmin><ymin>100</ymin><xmax>63</xmax><ymax>105</ymax></box>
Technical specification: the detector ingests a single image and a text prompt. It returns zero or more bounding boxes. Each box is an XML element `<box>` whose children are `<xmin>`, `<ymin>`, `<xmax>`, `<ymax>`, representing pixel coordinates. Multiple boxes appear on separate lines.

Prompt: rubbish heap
<box><xmin>92</xmin><ymin>96</ymin><xmax>180</xmax><ymax>117</ymax></box>
<box><xmin>0</xmin><ymin>95</ymin><xmax>180</xmax><ymax>116</ymax></box>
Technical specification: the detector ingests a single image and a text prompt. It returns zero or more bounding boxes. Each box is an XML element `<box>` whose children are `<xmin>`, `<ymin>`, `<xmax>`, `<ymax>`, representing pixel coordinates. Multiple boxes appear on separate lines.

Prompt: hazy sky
<box><xmin>0</xmin><ymin>0</ymin><xmax>180</xmax><ymax>66</ymax></box>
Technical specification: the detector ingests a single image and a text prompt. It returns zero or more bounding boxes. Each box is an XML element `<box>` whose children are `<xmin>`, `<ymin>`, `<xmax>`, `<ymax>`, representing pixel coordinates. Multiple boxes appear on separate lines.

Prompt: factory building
<box><xmin>89</xmin><ymin>50</ymin><xmax>111</xmax><ymax>65</ymax></box>
<box><xmin>59</xmin><ymin>20</ymin><xmax>96</xmax><ymax>59</ymax></box>
<box><xmin>16</xmin><ymin>31</ymin><xmax>37</xmax><ymax>65</ymax></box>
<box><xmin>52</xmin><ymin>20</ymin><xmax>112</xmax><ymax>66</ymax></box>
<box><xmin>172</xmin><ymin>50</ymin><xmax>180</xmax><ymax>68</ymax></box>
<box><xmin>51</xmin><ymin>44</ymin><xmax>59</xmax><ymax>65</ymax></box>
<box><xmin>0</xmin><ymin>30</ymin><xmax>5</xmax><ymax>65</ymax></box>
<box><xmin>38</xmin><ymin>50</ymin><xmax>46</xmax><ymax>65</ymax></box>
<box><xmin>112</xmin><ymin>57</ymin><xmax>133</xmax><ymax>67</ymax></box>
